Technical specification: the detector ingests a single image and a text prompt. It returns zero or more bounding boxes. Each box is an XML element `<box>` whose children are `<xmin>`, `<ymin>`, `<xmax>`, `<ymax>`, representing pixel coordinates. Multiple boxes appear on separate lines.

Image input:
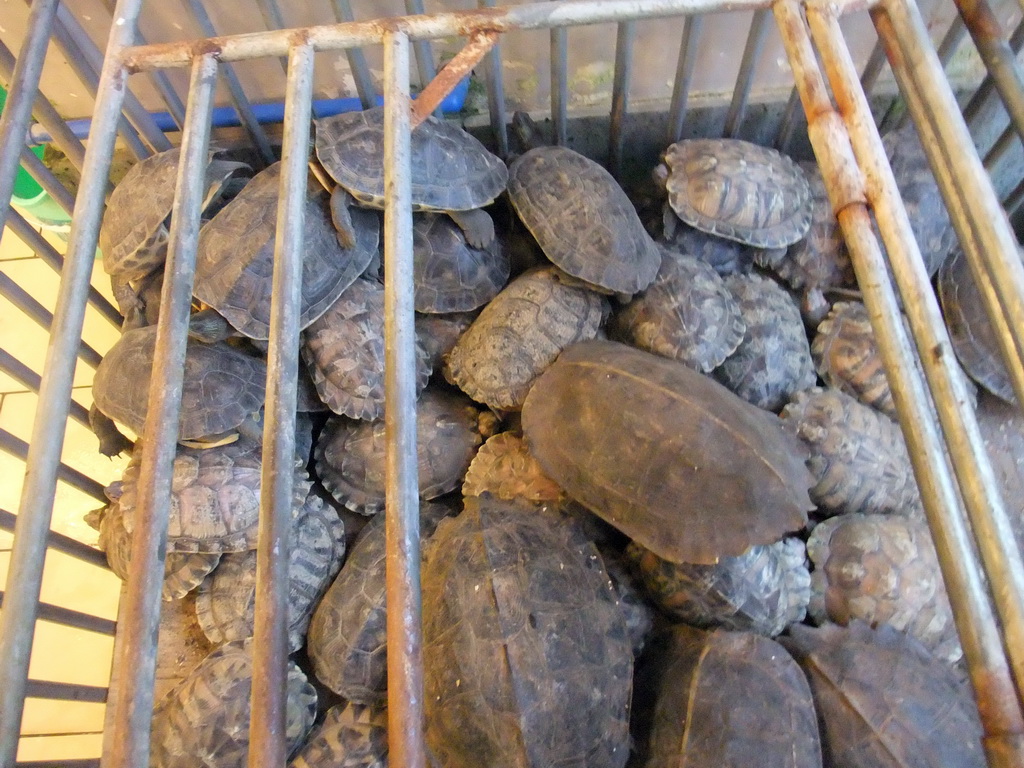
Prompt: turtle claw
<box><xmin>331</xmin><ymin>187</ymin><xmax>357</xmax><ymax>250</ymax></box>
<box><xmin>89</xmin><ymin>403</ymin><xmax>134</xmax><ymax>458</ymax></box>
<box><xmin>448</xmin><ymin>209</ymin><xmax>495</xmax><ymax>250</ymax></box>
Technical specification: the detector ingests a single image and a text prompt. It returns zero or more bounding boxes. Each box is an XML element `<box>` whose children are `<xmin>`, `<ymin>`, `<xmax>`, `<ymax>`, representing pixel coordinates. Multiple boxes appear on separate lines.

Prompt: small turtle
<box><xmin>627</xmin><ymin>538</ymin><xmax>810</xmax><ymax>637</ymax></box>
<box><xmin>656</xmin><ymin>138</ymin><xmax>812</xmax><ymax>249</ymax></box>
<box><xmin>807</xmin><ymin>513</ymin><xmax>961</xmax><ymax>663</ymax></box>
<box><xmin>415</xmin><ymin>310</ymin><xmax>476</xmax><ymax>374</ymax></box>
<box><xmin>413</xmin><ymin>213</ymin><xmax>510</xmax><ymax>312</ymax></box>
<box><xmin>314</xmin><ymin>106</ymin><xmax>507</xmax><ymax>249</ymax></box>
<box><xmin>99</xmin><ymin>147</ymin><xmax>248</xmax><ymax>321</ymax></box>
<box><xmin>194</xmin><ymin>489</ymin><xmax>345</xmax><ymax>651</ymax></box>
<box><xmin>307</xmin><ymin>501</ymin><xmax>450</xmax><ymax>701</ymax></box>
<box><xmin>444</xmin><ymin>266</ymin><xmax>609</xmax><ymax>411</ymax></box>
<box><xmin>301</xmin><ymin>277</ymin><xmax>430</xmax><ymax>420</ymax></box>
<box><xmin>522</xmin><ymin>341</ymin><xmax>815</xmax><ymax>565</ymax></box>
<box><xmin>781</xmin><ymin>388</ymin><xmax>924</xmax><ymax>518</ymax></box>
<box><xmin>714</xmin><ymin>273</ymin><xmax>817</xmax><ymax>412</ymax></box>
<box><xmin>659</xmin><ymin>207</ymin><xmax>778</xmax><ymax>275</ymax></box>
<box><xmin>91</xmin><ymin>326</ymin><xmax>266</xmax><ymax>455</ymax></box>
<box><xmin>423</xmin><ymin>495</ymin><xmax>633</xmax><ymax>768</ymax></box>
<box><xmin>632</xmin><ymin>626</ymin><xmax>822</xmax><ymax>768</ymax></box>
<box><xmin>462</xmin><ymin>431</ymin><xmax>566</xmax><ymax>503</ymax></box>
<box><xmin>289</xmin><ymin>702</ymin><xmax>388</xmax><ymax>768</ymax></box>
<box><xmin>194</xmin><ymin>162</ymin><xmax>378</xmax><ymax>340</ymax></box>
<box><xmin>314</xmin><ymin>388</ymin><xmax>496</xmax><ymax>515</ymax></box>
<box><xmin>782</xmin><ymin>622</ymin><xmax>985</xmax><ymax>768</ymax></box>
<box><xmin>609</xmin><ymin>248</ymin><xmax>745</xmax><ymax>373</ymax></box>
<box><xmin>150</xmin><ymin>641</ymin><xmax>318</xmax><ymax>768</ymax></box>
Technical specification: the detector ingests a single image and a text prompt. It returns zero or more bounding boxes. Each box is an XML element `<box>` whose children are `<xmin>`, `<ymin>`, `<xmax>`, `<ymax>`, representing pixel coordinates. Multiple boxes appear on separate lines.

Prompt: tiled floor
<box><xmin>0</xmin><ymin>217</ymin><xmax>128</xmax><ymax>761</ymax></box>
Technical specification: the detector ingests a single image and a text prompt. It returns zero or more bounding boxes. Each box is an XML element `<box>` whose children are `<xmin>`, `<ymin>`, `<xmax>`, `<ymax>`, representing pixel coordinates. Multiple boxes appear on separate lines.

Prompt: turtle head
<box><xmin>651</xmin><ymin>163</ymin><xmax>670</xmax><ymax>191</ymax></box>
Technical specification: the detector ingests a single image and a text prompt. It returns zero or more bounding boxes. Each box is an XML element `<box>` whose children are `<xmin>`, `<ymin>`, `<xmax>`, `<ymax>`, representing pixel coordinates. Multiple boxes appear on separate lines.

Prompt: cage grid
<box><xmin>0</xmin><ymin>0</ymin><xmax>1023</xmax><ymax>766</ymax></box>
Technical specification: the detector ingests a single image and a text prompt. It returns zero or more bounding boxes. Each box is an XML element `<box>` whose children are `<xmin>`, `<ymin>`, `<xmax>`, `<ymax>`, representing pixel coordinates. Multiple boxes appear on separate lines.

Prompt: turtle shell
<box><xmin>627</xmin><ymin>538</ymin><xmax>810</xmax><ymax>637</ymax></box>
<box><xmin>662</xmin><ymin>139</ymin><xmax>812</xmax><ymax>248</ymax></box>
<box><xmin>807</xmin><ymin>513</ymin><xmax>961</xmax><ymax>663</ymax></box>
<box><xmin>93</xmin><ymin>327</ymin><xmax>266</xmax><ymax>443</ymax></box>
<box><xmin>600</xmin><ymin>548</ymin><xmax>656</xmax><ymax>656</ymax></box>
<box><xmin>194</xmin><ymin>489</ymin><xmax>344</xmax><ymax>651</ymax></box>
<box><xmin>609</xmin><ymin>247</ymin><xmax>745</xmax><ymax>373</ymax></box>
<box><xmin>508</xmin><ymin>146</ymin><xmax>661</xmax><ymax>293</ymax></box>
<box><xmin>659</xmin><ymin>213</ymin><xmax>758</xmax><ymax>275</ymax></box>
<box><xmin>714</xmin><ymin>273</ymin><xmax>816</xmax><ymax>412</ymax></box>
<box><xmin>289</xmin><ymin>702</ymin><xmax>388</xmax><ymax>768</ymax></box>
<box><xmin>782</xmin><ymin>622</ymin><xmax>985</xmax><ymax>768</ymax></box>
<box><xmin>301</xmin><ymin>277</ymin><xmax>430</xmax><ymax>420</ymax></box>
<box><xmin>415</xmin><ymin>310</ymin><xmax>476</xmax><ymax>374</ymax></box>
<box><xmin>150</xmin><ymin>642</ymin><xmax>317</xmax><ymax>768</ymax></box>
<box><xmin>521</xmin><ymin>340</ymin><xmax>814</xmax><ymax>564</ymax></box>
<box><xmin>195</xmin><ymin>162</ymin><xmax>378</xmax><ymax>340</ymax></box>
<box><xmin>413</xmin><ymin>213</ymin><xmax>510</xmax><ymax>312</ymax></box>
<box><xmin>307</xmin><ymin>501</ymin><xmax>450</xmax><ymax>701</ymax></box>
<box><xmin>422</xmin><ymin>495</ymin><xmax>633</xmax><ymax>768</ymax></box>
<box><xmin>632</xmin><ymin>626</ymin><xmax>821</xmax><ymax>768</ymax></box>
<box><xmin>153</xmin><ymin>596</ymin><xmax>213</xmax><ymax>705</ymax></box>
<box><xmin>314</xmin><ymin>106</ymin><xmax>507</xmax><ymax>211</ymax></box>
<box><xmin>462</xmin><ymin>431</ymin><xmax>566</xmax><ymax>503</ymax></box>
<box><xmin>444</xmin><ymin>266</ymin><xmax>609</xmax><ymax>411</ymax></box>
<box><xmin>781</xmin><ymin>388</ymin><xmax>924</xmax><ymax>518</ymax></box>
<box><xmin>314</xmin><ymin>388</ymin><xmax>491</xmax><ymax>515</ymax></box>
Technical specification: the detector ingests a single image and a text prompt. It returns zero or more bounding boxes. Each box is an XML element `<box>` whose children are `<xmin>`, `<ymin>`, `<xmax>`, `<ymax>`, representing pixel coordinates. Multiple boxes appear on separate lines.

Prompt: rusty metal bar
<box><xmin>776</xmin><ymin>3</ymin><xmax>1024</xmax><ymax>764</ymax></box>
<box><xmin>383</xmin><ymin>28</ymin><xmax>425</xmax><ymax>768</ymax></box>
<box><xmin>0</xmin><ymin>429</ymin><xmax>107</xmax><ymax>503</ymax></box>
<box><xmin>405</xmin><ymin>0</ymin><xmax>442</xmax><ymax>119</ymax></box>
<box><xmin>102</xmin><ymin>52</ymin><xmax>218</xmax><ymax>768</ymax></box>
<box><xmin>0</xmin><ymin>508</ymin><xmax>108</xmax><ymax>568</ymax></box>
<box><xmin>963</xmin><ymin>18</ymin><xmax>1024</xmax><ymax>127</ymax></box>
<box><xmin>609</xmin><ymin>21</ymin><xmax>636</xmax><ymax>176</ymax></box>
<box><xmin>247</xmin><ymin>42</ymin><xmax>313</xmax><ymax>768</ymax></box>
<box><xmin>0</xmin><ymin>593</ymin><xmax>114</xmax><ymax>634</ymax></box>
<box><xmin>411</xmin><ymin>31</ymin><xmax>498</xmax><ymax>129</ymax></box>
<box><xmin>724</xmin><ymin>8</ymin><xmax>770</xmax><ymax>137</ymax></box>
<box><xmin>667</xmin><ymin>15</ymin><xmax>703</xmax><ymax>143</ymax></box>
<box><xmin>329</xmin><ymin>0</ymin><xmax>377</xmax><ymax>110</ymax></box>
<box><xmin>478</xmin><ymin>0</ymin><xmax>509</xmax><ymax>157</ymax></box>
<box><xmin>551</xmin><ymin>27</ymin><xmax>569</xmax><ymax>145</ymax></box>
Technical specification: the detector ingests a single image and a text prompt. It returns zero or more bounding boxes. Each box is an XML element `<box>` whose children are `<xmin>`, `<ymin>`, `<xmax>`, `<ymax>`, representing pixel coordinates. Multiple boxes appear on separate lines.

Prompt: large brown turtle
<box><xmin>289</xmin><ymin>703</ymin><xmax>388</xmax><ymax>768</ymax></box>
<box><xmin>422</xmin><ymin>495</ymin><xmax>633</xmax><ymax>768</ymax></box>
<box><xmin>522</xmin><ymin>341</ymin><xmax>814</xmax><ymax>564</ymax></box>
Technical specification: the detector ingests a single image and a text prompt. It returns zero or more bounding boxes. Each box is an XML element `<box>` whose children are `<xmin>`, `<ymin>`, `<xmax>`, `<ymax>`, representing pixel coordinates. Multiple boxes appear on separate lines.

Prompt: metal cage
<box><xmin>1</xmin><ymin>0</ymin><xmax>1024</xmax><ymax>766</ymax></box>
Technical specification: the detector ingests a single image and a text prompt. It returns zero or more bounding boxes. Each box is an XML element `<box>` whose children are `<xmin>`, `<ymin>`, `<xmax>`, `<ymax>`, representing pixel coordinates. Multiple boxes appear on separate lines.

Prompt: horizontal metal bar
<box><xmin>16</xmin><ymin>760</ymin><xmax>100</xmax><ymax>768</ymax></box>
<box><xmin>0</xmin><ymin>347</ymin><xmax>91</xmax><ymax>428</ymax></box>
<box><xmin>0</xmin><ymin>593</ymin><xmax>115</xmax><ymax>636</ymax></box>
<box><xmin>667</xmin><ymin>14</ymin><xmax>704</xmax><ymax>143</ymax></box>
<box><xmin>0</xmin><ymin>429</ymin><xmax>107</xmax><ymax>502</ymax></box>
<box><xmin>609</xmin><ymin>20</ymin><xmax>636</xmax><ymax>176</ymax></box>
<box><xmin>18</xmin><ymin>147</ymin><xmax>76</xmax><ymax>216</ymax></box>
<box><xmin>0</xmin><ymin>508</ymin><xmax>108</xmax><ymax>569</ymax></box>
<box><xmin>25</xmin><ymin>680</ymin><xmax>108</xmax><ymax>704</ymax></box>
<box><xmin>724</xmin><ymin>8</ymin><xmax>770</xmax><ymax>137</ymax></box>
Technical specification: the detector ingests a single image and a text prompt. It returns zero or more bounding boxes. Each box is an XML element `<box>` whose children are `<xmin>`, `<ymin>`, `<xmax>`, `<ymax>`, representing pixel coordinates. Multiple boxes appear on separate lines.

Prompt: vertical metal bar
<box><xmin>551</xmin><ymin>27</ymin><xmax>569</xmax><ymax>145</ymax></box>
<box><xmin>404</xmin><ymin>0</ymin><xmax>442</xmax><ymax>119</ymax></box>
<box><xmin>383</xmin><ymin>28</ymin><xmax>425</xmax><ymax>768</ymax></box>
<box><xmin>860</xmin><ymin>38</ymin><xmax>888</xmax><ymax>95</ymax></box>
<box><xmin>775</xmin><ymin>4</ymin><xmax>1024</xmax><ymax>763</ymax></box>
<box><xmin>609</xmin><ymin>21</ymin><xmax>635</xmax><ymax>177</ymax></box>
<box><xmin>893</xmin><ymin>14</ymin><xmax>969</xmax><ymax>130</ymax></box>
<box><xmin>252</xmin><ymin>0</ymin><xmax>290</xmax><ymax>72</ymax></box>
<box><xmin>102</xmin><ymin>52</ymin><xmax>217</xmax><ymax>768</ymax></box>
<box><xmin>478</xmin><ymin>0</ymin><xmax>509</xmax><ymax>157</ymax></box>
<box><xmin>247</xmin><ymin>42</ymin><xmax>314</xmax><ymax>768</ymax></box>
<box><xmin>667</xmin><ymin>16</ymin><xmax>703</xmax><ymax>144</ymax></box>
<box><xmin>723</xmin><ymin>8</ymin><xmax>770</xmax><ymax>138</ymax></box>
<box><xmin>775</xmin><ymin>86</ymin><xmax>802</xmax><ymax>151</ymax></box>
<box><xmin>329</xmin><ymin>0</ymin><xmax>378</xmax><ymax>110</ymax></box>
<box><xmin>963</xmin><ymin>19</ymin><xmax>1024</xmax><ymax>126</ymax></box>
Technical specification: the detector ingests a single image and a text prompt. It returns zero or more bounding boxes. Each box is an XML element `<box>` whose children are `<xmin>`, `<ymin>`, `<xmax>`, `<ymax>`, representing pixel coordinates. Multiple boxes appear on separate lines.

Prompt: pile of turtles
<box><xmin>86</xmin><ymin>104</ymin><xmax>1014</xmax><ymax>767</ymax></box>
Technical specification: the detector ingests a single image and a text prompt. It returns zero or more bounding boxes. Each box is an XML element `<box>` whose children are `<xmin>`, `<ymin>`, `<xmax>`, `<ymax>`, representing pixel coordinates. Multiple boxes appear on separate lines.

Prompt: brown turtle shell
<box><xmin>521</xmin><ymin>340</ymin><xmax>814</xmax><ymax>564</ymax></box>
<box><xmin>153</xmin><ymin>596</ymin><xmax>213</xmax><ymax>705</ymax></box>
<box><xmin>289</xmin><ymin>702</ymin><xmax>388</xmax><ymax>768</ymax></box>
<box><xmin>662</xmin><ymin>139</ymin><xmax>812</xmax><ymax>248</ymax></box>
<box><xmin>461</xmin><ymin>431</ymin><xmax>566</xmax><ymax>503</ymax></box>
<box><xmin>632</xmin><ymin>626</ymin><xmax>821</xmax><ymax>768</ymax></box>
<box><xmin>422</xmin><ymin>495</ymin><xmax>633</xmax><ymax>768</ymax></box>
<box><xmin>413</xmin><ymin>213</ymin><xmax>510</xmax><ymax>312</ymax></box>
<box><xmin>415</xmin><ymin>310</ymin><xmax>476</xmax><ymax>374</ymax></box>
<box><xmin>781</xmin><ymin>622</ymin><xmax>985</xmax><ymax>768</ymax></box>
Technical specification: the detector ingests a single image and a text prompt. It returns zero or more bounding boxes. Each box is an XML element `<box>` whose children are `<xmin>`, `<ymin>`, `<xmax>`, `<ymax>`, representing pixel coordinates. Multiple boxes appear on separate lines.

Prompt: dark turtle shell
<box><xmin>413</xmin><ymin>213</ymin><xmax>510</xmax><ymax>312</ymax></box>
<box><xmin>289</xmin><ymin>702</ymin><xmax>388</xmax><ymax>768</ymax></box>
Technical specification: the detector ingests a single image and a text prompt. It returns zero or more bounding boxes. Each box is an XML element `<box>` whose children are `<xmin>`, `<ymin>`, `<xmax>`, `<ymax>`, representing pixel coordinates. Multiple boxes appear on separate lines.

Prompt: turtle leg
<box><xmin>188</xmin><ymin>309</ymin><xmax>236</xmax><ymax>344</ymax></box>
<box><xmin>111</xmin><ymin>274</ymin><xmax>144</xmax><ymax>323</ymax></box>
<box><xmin>447</xmin><ymin>208</ymin><xmax>495</xmax><ymax>249</ymax></box>
<box><xmin>330</xmin><ymin>187</ymin><xmax>358</xmax><ymax>250</ymax></box>
<box><xmin>89</xmin><ymin>403</ymin><xmax>134</xmax><ymax>458</ymax></box>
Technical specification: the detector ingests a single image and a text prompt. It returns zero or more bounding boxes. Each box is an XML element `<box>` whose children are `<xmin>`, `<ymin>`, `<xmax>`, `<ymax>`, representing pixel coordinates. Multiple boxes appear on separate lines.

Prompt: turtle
<box><xmin>301</xmin><ymin>277</ymin><xmax>431</xmax><ymax>420</ymax></box>
<box><xmin>626</xmin><ymin>537</ymin><xmax>811</xmax><ymax>637</ymax></box>
<box><xmin>149</xmin><ymin>641</ymin><xmax>318</xmax><ymax>768</ymax></box>
<box><xmin>462</xmin><ymin>431</ymin><xmax>566</xmax><ymax>504</ymax></box>
<box><xmin>314</xmin><ymin>387</ymin><xmax>496</xmax><ymax>515</ymax></box>
<box><xmin>656</xmin><ymin>138</ymin><xmax>812</xmax><ymax>249</ymax></box>
<box><xmin>609</xmin><ymin>247</ymin><xmax>746</xmax><ymax>373</ymax></box>
<box><xmin>781</xmin><ymin>621</ymin><xmax>986</xmax><ymax>768</ymax></box>
<box><xmin>307</xmin><ymin>501</ymin><xmax>451</xmax><ymax>702</ymax></box>
<box><xmin>521</xmin><ymin>340</ymin><xmax>815</xmax><ymax>565</ymax></box>
<box><xmin>444</xmin><ymin>266</ymin><xmax>609</xmax><ymax>411</ymax></box>
<box><xmin>781</xmin><ymin>387</ymin><xmax>925</xmax><ymax>518</ymax></box>
<box><xmin>631</xmin><ymin>626</ymin><xmax>821</xmax><ymax>768</ymax></box>
<box><xmin>714</xmin><ymin>272</ymin><xmax>817</xmax><ymax>412</ymax></box>
<box><xmin>658</xmin><ymin>215</ymin><xmax>759</xmax><ymax>275</ymax></box>
<box><xmin>90</xmin><ymin>325</ymin><xmax>266</xmax><ymax>456</ymax></box>
<box><xmin>194</xmin><ymin>488</ymin><xmax>345</xmax><ymax>652</ymax></box>
<box><xmin>314</xmin><ymin>106</ymin><xmax>507</xmax><ymax>249</ymax></box>
<box><xmin>193</xmin><ymin>161</ymin><xmax>379</xmax><ymax>340</ymax></box>
<box><xmin>99</xmin><ymin>147</ymin><xmax>248</xmax><ymax>322</ymax></box>
<box><xmin>289</xmin><ymin>702</ymin><xmax>389</xmax><ymax>768</ymax></box>
<box><xmin>412</xmin><ymin>212</ymin><xmax>510</xmax><ymax>312</ymax></box>
<box><xmin>415</xmin><ymin>310</ymin><xmax>476</xmax><ymax>374</ymax></box>
<box><xmin>807</xmin><ymin>513</ymin><xmax>961</xmax><ymax>663</ymax></box>
<box><xmin>599</xmin><ymin>547</ymin><xmax>656</xmax><ymax>656</ymax></box>
<box><xmin>152</xmin><ymin>595</ymin><xmax>213</xmax><ymax>706</ymax></box>
<box><xmin>507</xmin><ymin>143</ymin><xmax>661</xmax><ymax>295</ymax></box>
<box><xmin>422</xmin><ymin>494</ymin><xmax>633</xmax><ymax>768</ymax></box>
